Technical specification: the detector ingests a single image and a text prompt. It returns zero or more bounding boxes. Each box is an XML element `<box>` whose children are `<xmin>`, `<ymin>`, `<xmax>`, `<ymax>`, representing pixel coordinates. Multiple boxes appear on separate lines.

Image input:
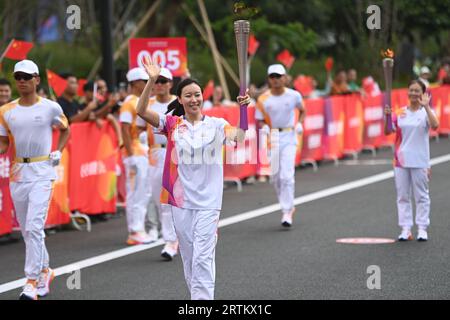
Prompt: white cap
<box><xmin>14</xmin><ymin>60</ymin><xmax>39</xmax><ymax>75</ymax></box>
<box><xmin>126</xmin><ymin>68</ymin><xmax>149</xmax><ymax>82</ymax></box>
<box><xmin>420</xmin><ymin>66</ymin><xmax>431</xmax><ymax>75</ymax></box>
<box><xmin>267</xmin><ymin>64</ymin><xmax>286</xmax><ymax>76</ymax></box>
<box><xmin>159</xmin><ymin>67</ymin><xmax>173</xmax><ymax>81</ymax></box>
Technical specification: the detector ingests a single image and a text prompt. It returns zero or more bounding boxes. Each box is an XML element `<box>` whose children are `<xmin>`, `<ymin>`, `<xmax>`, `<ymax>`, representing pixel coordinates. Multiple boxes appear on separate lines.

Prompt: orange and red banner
<box><xmin>323</xmin><ymin>96</ymin><xmax>345</xmax><ymax>160</ymax></box>
<box><xmin>301</xmin><ymin>98</ymin><xmax>325</xmax><ymax>162</ymax></box>
<box><xmin>362</xmin><ymin>94</ymin><xmax>385</xmax><ymax>149</ymax></box>
<box><xmin>129</xmin><ymin>37</ymin><xmax>188</xmax><ymax>77</ymax></box>
<box><xmin>68</xmin><ymin>121</ymin><xmax>119</xmax><ymax>215</ymax></box>
<box><xmin>0</xmin><ymin>151</ymin><xmax>13</xmax><ymax>236</ymax></box>
<box><xmin>343</xmin><ymin>94</ymin><xmax>364</xmax><ymax>154</ymax></box>
<box><xmin>430</xmin><ymin>85</ymin><xmax>450</xmax><ymax>134</ymax></box>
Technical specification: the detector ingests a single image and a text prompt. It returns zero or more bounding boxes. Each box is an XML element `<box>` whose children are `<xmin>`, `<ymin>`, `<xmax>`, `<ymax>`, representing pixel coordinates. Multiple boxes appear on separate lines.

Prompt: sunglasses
<box><xmin>268</xmin><ymin>73</ymin><xmax>283</xmax><ymax>79</ymax></box>
<box><xmin>14</xmin><ymin>73</ymin><xmax>36</xmax><ymax>81</ymax></box>
<box><xmin>155</xmin><ymin>77</ymin><xmax>170</xmax><ymax>85</ymax></box>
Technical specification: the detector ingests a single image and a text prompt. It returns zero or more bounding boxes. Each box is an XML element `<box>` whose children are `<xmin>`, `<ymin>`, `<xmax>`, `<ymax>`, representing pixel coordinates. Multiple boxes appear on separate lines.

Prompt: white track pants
<box><xmin>10</xmin><ymin>180</ymin><xmax>53</xmax><ymax>280</ymax></box>
<box><xmin>125</xmin><ymin>155</ymin><xmax>151</xmax><ymax>233</ymax></box>
<box><xmin>172</xmin><ymin>207</ymin><xmax>220</xmax><ymax>300</ymax></box>
<box><xmin>272</xmin><ymin>143</ymin><xmax>297</xmax><ymax>214</ymax></box>
<box><xmin>147</xmin><ymin>148</ymin><xmax>177</xmax><ymax>242</ymax></box>
<box><xmin>394</xmin><ymin>167</ymin><xmax>431</xmax><ymax>229</ymax></box>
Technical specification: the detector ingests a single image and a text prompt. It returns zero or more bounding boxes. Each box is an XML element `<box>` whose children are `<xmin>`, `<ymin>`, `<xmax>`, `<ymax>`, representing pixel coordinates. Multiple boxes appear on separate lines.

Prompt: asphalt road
<box><xmin>1</xmin><ymin>137</ymin><xmax>449</xmax><ymax>300</ymax></box>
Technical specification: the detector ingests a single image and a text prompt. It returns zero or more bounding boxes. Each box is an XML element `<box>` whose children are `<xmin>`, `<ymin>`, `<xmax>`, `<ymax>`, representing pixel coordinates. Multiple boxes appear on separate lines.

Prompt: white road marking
<box><xmin>1</xmin><ymin>153</ymin><xmax>449</xmax><ymax>295</ymax></box>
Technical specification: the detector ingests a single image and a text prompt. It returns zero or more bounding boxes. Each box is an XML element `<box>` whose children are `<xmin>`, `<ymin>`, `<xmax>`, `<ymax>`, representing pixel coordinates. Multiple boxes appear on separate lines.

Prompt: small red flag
<box><xmin>248</xmin><ymin>34</ymin><xmax>260</xmax><ymax>56</ymax></box>
<box><xmin>46</xmin><ymin>69</ymin><xmax>68</xmax><ymax>97</ymax></box>
<box><xmin>294</xmin><ymin>75</ymin><xmax>314</xmax><ymax>97</ymax></box>
<box><xmin>276</xmin><ymin>49</ymin><xmax>295</xmax><ymax>69</ymax></box>
<box><xmin>438</xmin><ymin>67</ymin><xmax>447</xmax><ymax>81</ymax></box>
<box><xmin>77</xmin><ymin>79</ymin><xmax>87</xmax><ymax>97</ymax></box>
<box><xmin>3</xmin><ymin>40</ymin><xmax>34</xmax><ymax>60</ymax></box>
<box><xmin>203</xmin><ymin>80</ymin><xmax>214</xmax><ymax>101</ymax></box>
<box><xmin>325</xmin><ymin>57</ymin><xmax>334</xmax><ymax>72</ymax></box>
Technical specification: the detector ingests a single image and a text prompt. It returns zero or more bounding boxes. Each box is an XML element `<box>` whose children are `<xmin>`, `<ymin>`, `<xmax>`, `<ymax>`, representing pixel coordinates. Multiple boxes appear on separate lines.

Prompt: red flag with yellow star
<box><xmin>3</xmin><ymin>40</ymin><xmax>34</xmax><ymax>60</ymax></box>
<box><xmin>47</xmin><ymin>69</ymin><xmax>68</xmax><ymax>97</ymax></box>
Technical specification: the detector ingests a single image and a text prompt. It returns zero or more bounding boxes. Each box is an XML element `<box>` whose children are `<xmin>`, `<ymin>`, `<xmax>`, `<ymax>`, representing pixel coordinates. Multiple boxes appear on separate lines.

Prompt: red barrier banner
<box><xmin>46</xmin><ymin>148</ymin><xmax>71</xmax><ymax>227</ymax></box>
<box><xmin>429</xmin><ymin>86</ymin><xmax>442</xmax><ymax>138</ymax></box>
<box><xmin>68</xmin><ymin>122</ymin><xmax>119</xmax><ymax>215</ymax></box>
<box><xmin>323</xmin><ymin>97</ymin><xmax>345</xmax><ymax>160</ymax></box>
<box><xmin>129</xmin><ymin>38</ymin><xmax>188</xmax><ymax>77</ymax></box>
<box><xmin>294</xmin><ymin>108</ymin><xmax>303</xmax><ymax>166</ymax></box>
<box><xmin>392</xmin><ymin>89</ymin><xmax>409</xmax><ymax>113</ymax></box>
<box><xmin>301</xmin><ymin>98</ymin><xmax>325</xmax><ymax>162</ymax></box>
<box><xmin>362</xmin><ymin>94</ymin><xmax>385</xmax><ymax>149</ymax></box>
<box><xmin>0</xmin><ymin>152</ymin><xmax>13</xmax><ymax>236</ymax></box>
<box><xmin>221</xmin><ymin>106</ymin><xmax>258</xmax><ymax>180</ymax></box>
<box><xmin>432</xmin><ymin>85</ymin><xmax>450</xmax><ymax>134</ymax></box>
<box><xmin>343</xmin><ymin>94</ymin><xmax>364</xmax><ymax>155</ymax></box>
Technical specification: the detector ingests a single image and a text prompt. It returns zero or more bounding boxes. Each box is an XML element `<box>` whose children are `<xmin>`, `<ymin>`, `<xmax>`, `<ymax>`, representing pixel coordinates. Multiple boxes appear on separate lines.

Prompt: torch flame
<box><xmin>381</xmin><ymin>49</ymin><xmax>394</xmax><ymax>59</ymax></box>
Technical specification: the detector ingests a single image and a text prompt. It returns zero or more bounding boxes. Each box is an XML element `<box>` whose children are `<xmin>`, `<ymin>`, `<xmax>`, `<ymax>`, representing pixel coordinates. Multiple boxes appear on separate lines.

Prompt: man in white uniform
<box><xmin>255</xmin><ymin>64</ymin><xmax>305</xmax><ymax>227</ymax></box>
<box><xmin>0</xmin><ymin>60</ymin><xmax>70</xmax><ymax>300</ymax></box>
<box><xmin>137</xmin><ymin>68</ymin><xmax>179</xmax><ymax>260</ymax></box>
<box><xmin>120</xmin><ymin>68</ymin><xmax>153</xmax><ymax>245</ymax></box>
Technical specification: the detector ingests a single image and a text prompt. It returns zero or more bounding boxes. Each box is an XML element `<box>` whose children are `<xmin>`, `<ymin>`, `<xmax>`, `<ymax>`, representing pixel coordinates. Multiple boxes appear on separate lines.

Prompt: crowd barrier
<box><xmin>0</xmin><ymin>86</ymin><xmax>449</xmax><ymax>236</ymax></box>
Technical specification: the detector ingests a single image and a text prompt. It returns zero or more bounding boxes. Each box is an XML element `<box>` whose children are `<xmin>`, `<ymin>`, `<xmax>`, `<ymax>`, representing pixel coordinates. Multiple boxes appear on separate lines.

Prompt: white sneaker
<box><xmin>398</xmin><ymin>228</ymin><xmax>413</xmax><ymax>241</ymax></box>
<box><xmin>148</xmin><ymin>228</ymin><xmax>159</xmax><ymax>242</ymax></box>
<box><xmin>37</xmin><ymin>268</ymin><xmax>55</xmax><ymax>297</ymax></box>
<box><xmin>161</xmin><ymin>241</ymin><xmax>179</xmax><ymax>261</ymax></box>
<box><xmin>19</xmin><ymin>283</ymin><xmax>38</xmax><ymax>300</ymax></box>
<box><xmin>281</xmin><ymin>209</ymin><xmax>295</xmax><ymax>227</ymax></box>
<box><xmin>126</xmin><ymin>231</ymin><xmax>152</xmax><ymax>245</ymax></box>
<box><xmin>417</xmin><ymin>229</ymin><xmax>428</xmax><ymax>241</ymax></box>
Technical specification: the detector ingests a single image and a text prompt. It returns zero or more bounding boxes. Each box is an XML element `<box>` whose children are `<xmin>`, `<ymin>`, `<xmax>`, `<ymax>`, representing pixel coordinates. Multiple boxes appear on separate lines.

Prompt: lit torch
<box><xmin>382</xmin><ymin>49</ymin><xmax>395</xmax><ymax>132</ymax></box>
<box><xmin>234</xmin><ymin>20</ymin><xmax>250</xmax><ymax>130</ymax></box>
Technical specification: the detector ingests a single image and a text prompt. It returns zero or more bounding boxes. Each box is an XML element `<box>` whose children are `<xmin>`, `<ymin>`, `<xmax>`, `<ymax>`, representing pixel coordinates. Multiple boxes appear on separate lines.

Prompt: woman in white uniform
<box><xmin>137</xmin><ymin>56</ymin><xmax>248</xmax><ymax>300</ymax></box>
<box><xmin>384</xmin><ymin>80</ymin><xmax>439</xmax><ymax>241</ymax></box>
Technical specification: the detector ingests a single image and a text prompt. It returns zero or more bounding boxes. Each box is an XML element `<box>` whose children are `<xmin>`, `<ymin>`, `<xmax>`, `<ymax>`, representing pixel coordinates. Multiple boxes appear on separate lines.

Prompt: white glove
<box><xmin>49</xmin><ymin>151</ymin><xmax>62</xmax><ymax>167</ymax></box>
<box><xmin>295</xmin><ymin>123</ymin><xmax>304</xmax><ymax>135</ymax></box>
<box><xmin>139</xmin><ymin>131</ymin><xmax>148</xmax><ymax>146</ymax></box>
<box><xmin>260</xmin><ymin>125</ymin><xmax>271</xmax><ymax>135</ymax></box>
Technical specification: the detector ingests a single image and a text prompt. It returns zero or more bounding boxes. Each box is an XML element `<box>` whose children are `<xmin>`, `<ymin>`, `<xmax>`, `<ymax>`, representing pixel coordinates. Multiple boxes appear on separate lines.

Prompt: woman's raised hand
<box><xmin>142</xmin><ymin>55</ymin><xmax>161</xmax><ymax>81</ymax></box>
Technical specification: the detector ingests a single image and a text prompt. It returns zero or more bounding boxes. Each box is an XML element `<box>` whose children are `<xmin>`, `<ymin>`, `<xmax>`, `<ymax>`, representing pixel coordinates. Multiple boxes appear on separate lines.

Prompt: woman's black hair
<box><xmin>166</xmin><ymin>78</ymin><xmax>202</xmax><ymax>116</ymax></box>
<box><xmin>409</xmin><ymin>79</ymin><xmax>426</xmax><ymax>93</ymax></box>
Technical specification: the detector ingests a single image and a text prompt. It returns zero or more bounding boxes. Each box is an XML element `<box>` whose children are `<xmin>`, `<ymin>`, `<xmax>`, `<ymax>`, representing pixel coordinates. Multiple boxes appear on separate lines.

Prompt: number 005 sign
<box><xmin>129</xmin><ymin>38</ymin><xmax>188</xmax><ymax>77</ymax></box>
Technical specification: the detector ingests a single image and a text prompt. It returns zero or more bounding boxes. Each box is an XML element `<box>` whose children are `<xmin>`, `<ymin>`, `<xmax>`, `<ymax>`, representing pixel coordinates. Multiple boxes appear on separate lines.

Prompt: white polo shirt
<box><xmin>0</xmin><ymin>98</ymin><xmax>68</xmax><ymax>182</ymax></box>
<box><xmin>255</xmin><ymin>88</ymin><xmax>303</xmax><ymax>128</ymax></box>
<box><xmin>159</xmin><ymin>114</ymin><xmax>231</xmax><ymax>210</ymax></box>
<box><xmin>393</xmin><ymin>106</ymin><xmax>434</xmax><ymax>168</ymax></box>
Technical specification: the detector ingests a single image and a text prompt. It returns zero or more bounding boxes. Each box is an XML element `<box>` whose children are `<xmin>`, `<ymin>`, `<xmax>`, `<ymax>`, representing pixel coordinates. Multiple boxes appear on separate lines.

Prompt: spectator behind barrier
<box><xmin>57</xmin><ymin>74</ymin><xmax>97</xmax><ymax>123</ymax></box>
<box><xmin>0</xmin><ymin>78</ymin><xmax>12</xmax><ymax>107</ymax></box>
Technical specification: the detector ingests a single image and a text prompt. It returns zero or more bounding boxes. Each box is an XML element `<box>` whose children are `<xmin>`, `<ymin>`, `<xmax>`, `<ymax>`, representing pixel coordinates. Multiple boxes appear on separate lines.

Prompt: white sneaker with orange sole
<box><xmin>19</xmin><ymin>282</ymin><xmax>38</xmax><ymax>300</ymax></box>
<box><xmin>126</xmin><ymin>232</ymin><xmax>153</xmax><ymax>245</ymax></box>
<box><xmin>37</xmin><ymin>268</ymin><xmax>55</xmax><ymax>297</ymax></box>
<box><xmin>398</xmin><ymin>229</ymin><xmax>413</xmax><ymax>241</ymax></box>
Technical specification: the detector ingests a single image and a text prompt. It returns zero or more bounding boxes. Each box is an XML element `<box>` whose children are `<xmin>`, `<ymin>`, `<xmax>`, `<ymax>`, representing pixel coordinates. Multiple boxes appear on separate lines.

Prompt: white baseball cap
<box><xmin>267</xmin><ymin>64</ymin><xmax>286</xmax><ymax>76</ymax></box>
<box><xmin>14</xmin><ymin>60</ymin><xmax>39</xmax><ymax>75</ymax></box>
<box><xmin>420</xmin><ymin>66</ymin><xmax>431</xmax><ymax>75</ymax></box>
<box><xmin>159</xmin><ymin>67</ymin><xmax>173</xmax><ymax>81</ymax></box>
<box><xmin>126</xmin><ymin>68</ymin><xmax>149</xmax><ymax>82</ymax></box>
